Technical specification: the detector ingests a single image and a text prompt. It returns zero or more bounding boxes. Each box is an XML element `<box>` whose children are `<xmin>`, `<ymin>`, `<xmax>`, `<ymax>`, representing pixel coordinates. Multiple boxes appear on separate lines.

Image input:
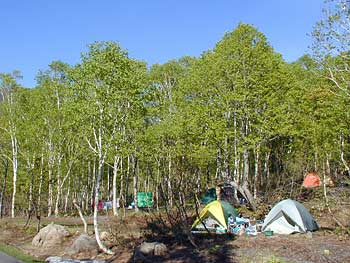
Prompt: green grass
<box><xmin>0</xmin><ymin>243</ymin><xmax>44</xmax><ymax>263</ymax></box>
<box><xmin>266</xmin><ymin>255</ymin><xmax>290</xmax><ymax>263</ymax></box>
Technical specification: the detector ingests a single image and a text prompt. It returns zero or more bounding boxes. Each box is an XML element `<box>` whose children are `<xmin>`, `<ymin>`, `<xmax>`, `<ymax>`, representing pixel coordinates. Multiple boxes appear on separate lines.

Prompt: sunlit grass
<box><xmin>0</xmin><ymin>243</ymin><xmax>44</xmax><ymax>263</ymax></box>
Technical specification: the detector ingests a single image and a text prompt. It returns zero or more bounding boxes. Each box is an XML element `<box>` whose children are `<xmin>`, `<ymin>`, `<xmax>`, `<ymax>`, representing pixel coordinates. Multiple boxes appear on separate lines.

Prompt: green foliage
<box><xmin>0</xmin><ymin>13</ymin><xmax>349</xmax><ymax>217</ymax></box>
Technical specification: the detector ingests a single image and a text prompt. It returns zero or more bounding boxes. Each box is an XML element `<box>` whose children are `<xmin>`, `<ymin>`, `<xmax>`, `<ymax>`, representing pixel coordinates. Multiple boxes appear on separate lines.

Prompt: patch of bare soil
<box><xmin>0</xmin><ymin>193</ymin><xmax>349</xmax><ymax>263</ymax></box>
<box><xmin>231</xmin><ymin>232</ymin><xmax>350</xmax><ymax>263</ymax></box>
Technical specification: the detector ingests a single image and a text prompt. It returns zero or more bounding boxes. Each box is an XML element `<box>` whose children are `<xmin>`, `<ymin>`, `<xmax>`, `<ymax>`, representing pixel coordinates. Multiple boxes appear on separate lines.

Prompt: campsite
<box><xmin>1</xmin><ymin>0</ymin><xmax>350</xmax><ymax>263</ymax></box>
<box><xmin>0</xmin><ymin>185</ymin><xmax>350</xmax><ymax>263</ymax></box>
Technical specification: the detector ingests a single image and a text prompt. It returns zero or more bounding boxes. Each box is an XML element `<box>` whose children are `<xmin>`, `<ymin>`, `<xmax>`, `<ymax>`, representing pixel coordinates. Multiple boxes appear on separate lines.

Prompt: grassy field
<box><xmin>0</xmin><ymin>243</ymin><xmax>44</xmax><ymax>263</ymax></box>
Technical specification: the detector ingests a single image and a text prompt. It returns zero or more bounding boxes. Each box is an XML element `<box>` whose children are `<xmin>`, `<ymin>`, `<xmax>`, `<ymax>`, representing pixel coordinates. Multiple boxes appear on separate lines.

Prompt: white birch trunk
<box><xmin>94</xmin><ymin>154</ymin><xmax>113</xmax><ymax>254</ymax></box>
<box><xmin>54</xmin><ymin>155</ymin><xmax>62</xmax><ymax>217</ymax></box>
<box><xmin>133</xmin><ymin>156</ymin><xmax>138</xmax><ymax>212</ymax></box>
<box><xmin>340</xmin><ymin>135</ymin><xmax>350</xmax><ymax>172</ymax></box>
<box><xmin>112</xmin><ymin>155</ymin><xmax>120</xmax><ymax>216</ymax></box>
<box><xmin>253</xmin><ymin>144</ymin><xmax>260</xmax><ymax>199</ymax></box>
<box><xmin>168</xmin><ymin>154</ymin><xmax>173</xmax><ymax>208</ymax></box>
<box><xmin>47</xmin><ymin>140</ymin><xmax>54</xmax><ymax>217</ymax></box>
<box><xmin>10</xmin><ymin>134</ymin><xmax>18</xmax><ymax>218</ymax></box>
<box><xmin>73</xmin><ymin>198</ymin><xmax>88</xmax><ymax>234</ymax></box>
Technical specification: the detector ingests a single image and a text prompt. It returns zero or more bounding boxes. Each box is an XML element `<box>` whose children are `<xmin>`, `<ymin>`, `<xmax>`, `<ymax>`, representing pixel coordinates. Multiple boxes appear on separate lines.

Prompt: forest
<box><xmin>0</xmin><ymin>0</ymin><xmax>349</xmax><ymax>232</ymax></box>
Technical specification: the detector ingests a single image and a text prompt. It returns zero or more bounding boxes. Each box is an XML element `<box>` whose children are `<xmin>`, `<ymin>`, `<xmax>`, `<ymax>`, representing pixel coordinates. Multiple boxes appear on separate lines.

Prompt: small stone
<box><xmin>306</xmin><ymin>231</ymin><xmax>313</xmax><ymax>239</ymax></box>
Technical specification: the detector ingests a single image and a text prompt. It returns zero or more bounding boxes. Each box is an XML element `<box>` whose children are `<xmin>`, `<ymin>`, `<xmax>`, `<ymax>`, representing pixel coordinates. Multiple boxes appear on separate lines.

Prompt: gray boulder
<box><xmin>66</xmin><ymin>234</ymin><xmax>99</xmax><ymax>255</ymax></box>
<box><xmin>46</xmin><ymin>256</ymin><xmax>106</xmax><ymax>263</ymax></box>
<box><xmin>139</xmin><ymin>242</ymin><xmax>167</xmax><ymax>256</ymax></box>
<box><xmin>32</xmin><ymin>223</ymin><xmax>70</xmax><ymax>248</ymax></box>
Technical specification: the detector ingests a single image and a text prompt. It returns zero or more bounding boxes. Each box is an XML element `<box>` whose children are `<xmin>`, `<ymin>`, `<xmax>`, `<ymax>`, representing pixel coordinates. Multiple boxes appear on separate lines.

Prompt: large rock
<box><xmin>100</xmin><ymin>231</ymin><xmax>112</xmax><ymax>241</ymax></box>
<box><xmin>154</xmin><ymin>243</ymin><xmax>167</xmax><ymax>256</ymax></box>
<box><xmin>66</xmin><ymin>234</ymin><xmax>99</xmax><ymax>255</ymax></box>
<box><xmin>32</xmin><ymin>223</ymin><xmax>70</xmax><ymax>248</ymax></box>
<box><xmin>138</xmin><ymin>242</ymin><xmax>167</xmax><ymax>256</ymax></box>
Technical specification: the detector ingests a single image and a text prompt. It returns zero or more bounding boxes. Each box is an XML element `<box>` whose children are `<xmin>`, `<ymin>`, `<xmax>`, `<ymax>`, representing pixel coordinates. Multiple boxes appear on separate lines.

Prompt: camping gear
<box><xmin>201</xmin><ymin>188</ymin><xmax>217</xmax><ymax>204</ymax></box>
<box><xmin>256</xmin><ymin>220</ymin><xmax>264</xmax><ymax>232</ymax></box>
<box><xmin>303</xmin><ymin>172</ymin><xmax>321</xmax><ymax>188</ymax></box>
<box><xmin>191</xmin><ymin>200</ymin><xmax>238</xmax><ymax>233</ymax></box>
<box><xmin>245</xmin><ymin>225</ymin><xmax>257</xmax><ymax>236</ymax></box>
<box><xmin>262</xmin><ymin>199</ymin><xmax>318</xmax><ymax>235</ymax></box>
<box><xmin>263</xmin><ymin>230</ymin><xmax>274</xmax><ymax>236</ymax></box>
<box><xmin>137</xmin><ymin>192</ymin><xmax>153</xmax><ymax>208</ymax></box>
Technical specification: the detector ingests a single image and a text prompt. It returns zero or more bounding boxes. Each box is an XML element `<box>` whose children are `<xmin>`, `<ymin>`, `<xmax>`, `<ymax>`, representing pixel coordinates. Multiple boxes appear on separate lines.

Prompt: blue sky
<box><xmin>1</xmin><ymin>0</ymin><xmax>324</xmax><ymax>88</ymax></box>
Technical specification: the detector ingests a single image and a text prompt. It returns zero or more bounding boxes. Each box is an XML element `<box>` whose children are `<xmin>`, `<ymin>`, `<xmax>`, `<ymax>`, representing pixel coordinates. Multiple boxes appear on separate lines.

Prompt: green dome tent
<box><xmin>262</xmin><ymin>199</ymin><xmax>319</xmax><ymax>234</ymax></box>
<box><xmin>192</xmin><ymin>200</ymin><xmax>238</xmax><ymax>232</ymax></box>
<box><xmin>201</xmin><ymin>188</ymin><xmax>217</xmax><ymax>205</ymax></box>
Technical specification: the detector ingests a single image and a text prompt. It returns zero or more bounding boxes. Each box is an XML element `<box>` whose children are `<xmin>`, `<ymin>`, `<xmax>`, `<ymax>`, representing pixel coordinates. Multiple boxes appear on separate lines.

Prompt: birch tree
<box><xmin>0</xmin><ymin>72</ymin><xmax>22</xmax><ymax>218</ymax></box>
<box><xmin>70</xmin><ymin>41</ymin><xmax>146</xmax><ymax>254</ymax></box>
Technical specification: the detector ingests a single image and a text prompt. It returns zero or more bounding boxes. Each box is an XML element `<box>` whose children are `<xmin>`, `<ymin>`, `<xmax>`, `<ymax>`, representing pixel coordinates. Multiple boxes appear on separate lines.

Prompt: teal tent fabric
<box><xmin>137</xmin><ymin>192</ymin><xmax>153</xmax><ymax>208</ymax></box>
<box><xmin>201</xmin><ymin>188</ymin><xmax>217</xmax><ymax>204</ymax></box>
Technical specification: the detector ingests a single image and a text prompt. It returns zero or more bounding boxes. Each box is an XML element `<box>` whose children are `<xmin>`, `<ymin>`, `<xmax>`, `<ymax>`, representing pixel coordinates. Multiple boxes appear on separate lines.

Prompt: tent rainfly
<box><xmin>262</xmin><ymin>199</ymin><xmax>319</xmax><ymax>235</ymax></box>
<box><xmin>192</xmin><ymin>200</ymin><xmax>238</xmax><ymax>232</ymax></box>
<box><xmin>302</xmin><ymin>172</ymin><xmax>321</xmax><ymax>188</ymax></box>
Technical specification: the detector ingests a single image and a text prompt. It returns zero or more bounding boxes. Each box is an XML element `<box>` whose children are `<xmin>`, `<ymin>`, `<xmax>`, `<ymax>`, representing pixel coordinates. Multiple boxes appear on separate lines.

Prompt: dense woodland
<box><xmin>0</xmin><ymin>1</ymin><xmax>349</xmax><ymax>221</ymax></box>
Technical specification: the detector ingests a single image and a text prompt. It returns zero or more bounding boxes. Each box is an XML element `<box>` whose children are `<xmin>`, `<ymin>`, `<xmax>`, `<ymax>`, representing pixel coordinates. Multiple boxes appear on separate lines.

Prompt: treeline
<box><xmin>0</xmin><ymin>3</ymin><xmax>349</xmax><ymax>218</ymax></box>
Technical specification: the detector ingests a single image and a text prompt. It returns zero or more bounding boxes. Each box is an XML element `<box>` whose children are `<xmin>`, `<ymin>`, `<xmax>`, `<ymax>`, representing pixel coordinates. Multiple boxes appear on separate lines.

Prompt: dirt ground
<box><xmin>0</xmin><ymin>190</ymin><xmax>350</xmax><ymax>263</ymax></box>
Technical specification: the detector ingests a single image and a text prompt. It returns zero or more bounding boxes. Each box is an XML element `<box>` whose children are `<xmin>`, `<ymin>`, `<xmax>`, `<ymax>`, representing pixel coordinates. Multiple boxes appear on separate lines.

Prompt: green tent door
<box><xmin>137</xmin><ymin>192</ymin><xmax>153</xmax><ymax>208</ymax></box>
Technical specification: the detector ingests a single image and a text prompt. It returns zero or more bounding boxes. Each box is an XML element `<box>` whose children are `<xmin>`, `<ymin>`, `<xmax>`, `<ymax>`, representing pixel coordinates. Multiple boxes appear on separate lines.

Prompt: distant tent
<box><xmin>201</xmin><ymin>188</ymin><xmax>217</xmax><ymax>205</ymax></box>
<box><xmin>262</xmin><ymin>199</ymin><xmax>318</xmax><ymax>235</ymax></box>
<box><xmin>302</xmin><ymin>172</ymin><xmax>321</xmax><ymax>188</ymax></box>
<box><xmin>201</xmin><ymin>184</ymin><xmax>241</xmax><ymax>205</ymax></box>
<box><xmin>137</xmin><ymin>192</ymin><xmax>153</xmax><ymax>208</ymax></box>
<box><xmin>192</xmin><ymin>200</ymin><xmax>238</xmax><ymax>232</ymax></box>
<box><xmin>302</xmin><ymin>172</ymin><xmax>334</xmax><ymax>188</ymax></box>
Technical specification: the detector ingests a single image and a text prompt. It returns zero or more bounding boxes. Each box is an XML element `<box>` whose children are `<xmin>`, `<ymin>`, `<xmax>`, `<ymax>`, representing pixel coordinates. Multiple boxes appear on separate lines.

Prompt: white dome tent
<box><xmin>262</xmin><ymin>199</ymin><xmax>319</xmax><ymax>235</ymax></box>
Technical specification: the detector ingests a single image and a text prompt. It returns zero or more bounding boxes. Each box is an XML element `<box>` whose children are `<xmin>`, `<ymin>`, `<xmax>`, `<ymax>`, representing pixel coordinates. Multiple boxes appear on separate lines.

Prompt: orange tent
<box><xmin>302</xmin><ymin>172</ymin><xmax>321</xmax><ymax>188</ymax></box>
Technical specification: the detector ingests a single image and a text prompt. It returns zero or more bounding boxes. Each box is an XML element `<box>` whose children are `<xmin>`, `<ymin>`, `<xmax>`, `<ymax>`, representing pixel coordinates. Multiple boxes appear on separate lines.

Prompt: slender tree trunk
<box><xmin>73</xmin><ymin>198</ymin><xmax>88</xmax><ymax>234</ymax></box>
<box><xmin>119</xmin><ymin>157</ymin><xmax>125</xmax><ymax>217</ymax></box>
<box><xmin>264</xmin><ymin>151</ymin><xmax>270</xmax><ymax>191</ymax></box>
<box><xmin>125</xmin><ymin>155</ymin><xmax>130</xmax><ymax>206</ymax></box>
<box><xmin>94</xmin><ymin>157</ymin><xmax>114</xmax><ymax>255</ymax></box>
<box><xmin>87</xmin><ymin>161</ymin><xmax>91</xmax><ymax>211</ymax></box>
<box><xmin>156</xmin><ymin>158</ymin><xmax>160</xmax><ymax>211</ymax></box>
<box><xmin>112</xmin><ymin>155</ymin><xmax>120</xmax><ymax>216</ymax></box>
<box><xmin>10</xmin><ymin>134</ymin><xmax>18</xmax><ymax>218</ymax></box>
<box><xmin>253</xmin><ymin>144</ymin><xmax>260</xmax><ymax>199</ymax></box>
<box><xmin>107</xmin><ymin>164</ymin><xmax>110</xmax><ymax>201</ymax></box>
<box><xmin>216</xmin><ymin>150</ymin><xmax>221</xmax><ymax>181</ymax></box>
<box><xmin>90</xmin><ymin>159</ymin><xmax>96</xmax><ymax>214</ymax></box>
<box><xmin>243</xmin><ymin>149</ymin><xmax>249</xmax><ymax>183</ymax></box>
<box><xmin>92</xmin><ymin>123</ymin><xmax>114</xmax><ymax>255</ymax></box>
<box><xmin>47</xmin><ymin>141</ymin><xmax>54</xmax><ymax>217</ymax></box>
<box><xmin>54</xmin><ymin>155</ymin><xmax>62</xmax><ymax>217</ymax></box>
<box><xmin>64</xmin><ymin>178</ymin><xmax>71</xmax><ymax>213</ymax></box>
<box><xmin>168</xmin><ymin>153</ymin><xmax>173</xmax><ymax>208</ymax></box>
<box><xmin>133</xmin><ymin>155</ymin><xmax>139</xmax><ymax>212</ymax></box>
<box><xmin>38</xmin><ymin>154</ymin><xmax>44</xmax><ymax>216</ymax></box>
<box><xmin>27</xmin><ymin>157</ymin><xmax>34</xmax><ymax>212</ymax></box>
<box><xmin>0</xmin><ymin>160</ymin><xmax>9</xmax><ymax>218</ymax></box>
<box><xmin>340</xmin><ymin>135</ymin><xmax>349</xmax><ymax>172</ymax></box>
<box><xmin>55</xmin><ymin>159</ymin><xmax>73</xmax><ymax>217</ymax></box>
<box><xmin>322</xmin><ymin>156</ymin><xmax>346</xmax><ymax>229</ymax></box>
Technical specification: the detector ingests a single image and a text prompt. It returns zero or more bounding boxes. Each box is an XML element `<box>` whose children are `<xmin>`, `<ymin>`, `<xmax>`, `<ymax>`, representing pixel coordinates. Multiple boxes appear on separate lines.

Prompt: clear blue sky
<box><xmin>1</xmin><ymin>0</ymin><xmax>324</xmax><ymax>88</ymax></box>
